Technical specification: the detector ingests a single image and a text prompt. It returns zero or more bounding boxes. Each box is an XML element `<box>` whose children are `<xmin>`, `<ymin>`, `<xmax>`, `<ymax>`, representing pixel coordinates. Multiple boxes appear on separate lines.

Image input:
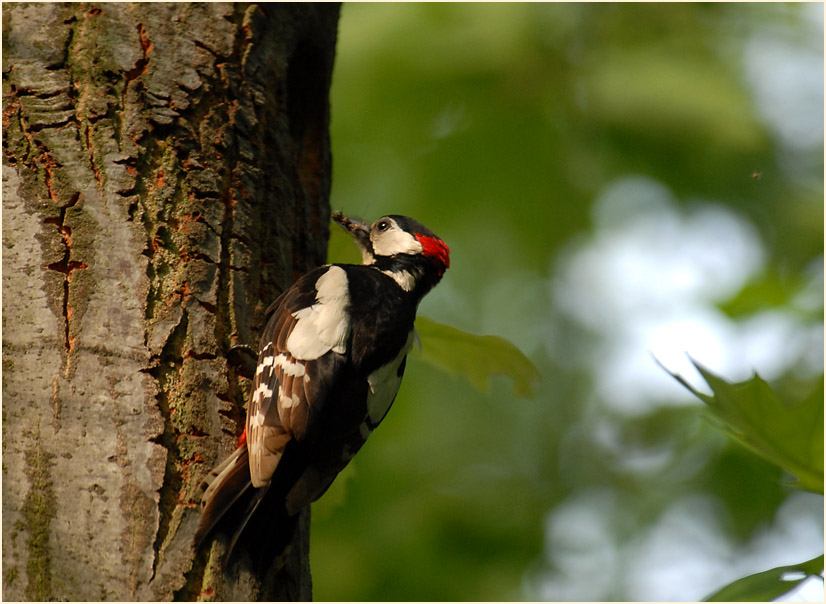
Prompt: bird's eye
<box><xmin>376</xmin><ymin>220</ymin><xmax>391</xmax><ymax>232</ymax></box>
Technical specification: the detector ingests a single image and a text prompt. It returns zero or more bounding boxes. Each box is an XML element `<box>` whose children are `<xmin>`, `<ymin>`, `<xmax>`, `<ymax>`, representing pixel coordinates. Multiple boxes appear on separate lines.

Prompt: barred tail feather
<box><xmin>194</xmin><ymin>440</ymin><xmax>307</xmax><ymax>570</ymax></box>
<box><xmin>194</xmin><ymin>444</ymin><xmax>252</xmax><ymax>550</ymax></box>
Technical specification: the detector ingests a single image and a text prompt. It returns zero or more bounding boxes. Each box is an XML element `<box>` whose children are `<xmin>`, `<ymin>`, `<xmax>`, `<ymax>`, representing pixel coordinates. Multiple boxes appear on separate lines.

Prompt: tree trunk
<box><xmin>2</xmin><ymin>3</ymin><xmax>339</xmax><ymax>600</ymax></box>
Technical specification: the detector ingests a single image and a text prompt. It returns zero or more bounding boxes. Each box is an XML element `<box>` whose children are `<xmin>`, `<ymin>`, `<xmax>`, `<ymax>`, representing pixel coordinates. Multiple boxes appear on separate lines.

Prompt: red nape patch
<box><xmin>237</xmin><ymin>427</ymin><xmax>247</xmax><ymax>449</ymax></box>
<box><xmin>415</xmin><ymin>234</ymin><xmax>451</xmax><ymax>271</ymax></box>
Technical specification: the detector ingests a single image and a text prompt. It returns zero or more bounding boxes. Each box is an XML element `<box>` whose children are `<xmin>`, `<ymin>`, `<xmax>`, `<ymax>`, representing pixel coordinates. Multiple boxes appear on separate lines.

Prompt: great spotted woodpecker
<box><xmin>194</xmin><ymin>212</ymin><xmax>450</xmax><ymax>566</ymax></box>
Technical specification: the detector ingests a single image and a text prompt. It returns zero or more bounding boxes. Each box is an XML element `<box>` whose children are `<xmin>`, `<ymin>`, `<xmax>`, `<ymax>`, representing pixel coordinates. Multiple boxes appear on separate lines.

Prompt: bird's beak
<box><xmin>332</xmin><ymin>212</ymin><xmax>373</xmax><ymax>264</ymax></box>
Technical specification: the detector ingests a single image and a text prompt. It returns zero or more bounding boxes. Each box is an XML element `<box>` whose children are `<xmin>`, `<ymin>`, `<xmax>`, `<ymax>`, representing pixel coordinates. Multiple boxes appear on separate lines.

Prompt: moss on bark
<box><xmin>21</xmin><ymin>426</ymin><xmax>56</xmax><ymax>601</ymax></box>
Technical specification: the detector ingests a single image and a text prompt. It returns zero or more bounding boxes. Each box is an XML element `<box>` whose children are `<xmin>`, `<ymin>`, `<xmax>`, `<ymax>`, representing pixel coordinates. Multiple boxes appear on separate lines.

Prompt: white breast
<box><xmin>366</xmin><ymin>329</ymin><xmax>416</xmax><ymax>425</ymax></box>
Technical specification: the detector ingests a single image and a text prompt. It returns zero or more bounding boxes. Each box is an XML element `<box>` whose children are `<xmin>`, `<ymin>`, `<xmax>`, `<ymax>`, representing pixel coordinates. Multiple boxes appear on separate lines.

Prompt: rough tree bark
<box><xmin>2</xmin><ymin>3</ymin><xmax>339</xmax><ymax>600</ymax></box>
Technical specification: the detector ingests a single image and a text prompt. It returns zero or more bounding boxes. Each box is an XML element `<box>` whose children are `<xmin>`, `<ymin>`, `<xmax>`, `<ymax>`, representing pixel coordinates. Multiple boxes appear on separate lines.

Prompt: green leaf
<box><xmin>665</xmin><ymin>359</ymin><xmax>824</xmax><ymax>494</ymax></box>
<box><xmin>717</xmin><ymin>270</ymin><xmax>803</xmax><ymax>319</ymax></box>
<box><xmin>413</xmin><ymin>317</ymin><xmax>540</xmax><ymax>398</ymax></box>
<box><xmin>704</xmin><ymin>554</ymin><xmax>824</xmax><ymax>602</ymax></box>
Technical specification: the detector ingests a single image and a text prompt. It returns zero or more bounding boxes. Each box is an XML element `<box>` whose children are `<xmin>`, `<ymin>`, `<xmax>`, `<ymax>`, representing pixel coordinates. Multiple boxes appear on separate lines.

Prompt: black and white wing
<box><xmin>196</xmin><ymin>265</ymin><xmax>351</xmax><ymax>554</ymax></box>
<box><xmin>246</xmin><ymin>264</ymin><xmax>352</xmax><ymax>487</ymax></box>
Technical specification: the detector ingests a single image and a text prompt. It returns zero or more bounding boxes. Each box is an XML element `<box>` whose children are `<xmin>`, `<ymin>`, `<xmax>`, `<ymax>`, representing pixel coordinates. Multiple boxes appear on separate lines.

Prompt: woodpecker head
<box><xmin>333</xmin><ymin>212</ymin><xmax>450</xmax><ymax>295</ymax></box>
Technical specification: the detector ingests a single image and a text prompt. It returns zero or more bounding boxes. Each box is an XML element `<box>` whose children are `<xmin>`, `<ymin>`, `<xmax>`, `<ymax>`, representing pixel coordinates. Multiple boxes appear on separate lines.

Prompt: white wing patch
<box><xmin>287</xmin><ymin>266</ymin><xmax>351</xmax><ymax>360</ymax></box>
<box><xmin>366</xmin><ymin>329</ymin><xmax>415</xmax><ymax>424</ymax></box>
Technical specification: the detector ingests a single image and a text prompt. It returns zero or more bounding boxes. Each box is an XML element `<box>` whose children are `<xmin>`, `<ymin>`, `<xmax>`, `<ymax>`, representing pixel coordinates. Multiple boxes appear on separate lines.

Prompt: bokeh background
<box><xmin>313</xmin><ymin>4</ymin><xmax>824</xmax><ymax>601</ymax></box>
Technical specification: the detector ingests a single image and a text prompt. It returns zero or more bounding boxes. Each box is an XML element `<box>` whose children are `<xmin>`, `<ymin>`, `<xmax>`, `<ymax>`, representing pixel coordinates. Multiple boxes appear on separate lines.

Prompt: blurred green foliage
<box><xmin>668</xmin><ymin>362</ymin><xmax>823</xmax><ymax>599</ymax></box>
<box><xmin>316</xmin><ymin>3</ymin><xmax>823</xmax><ymax>601</ymax></box>
<box><xmin>413</xmin><ymin>316</ymin><xmax>541</xmax><ymax>397</ymax></box>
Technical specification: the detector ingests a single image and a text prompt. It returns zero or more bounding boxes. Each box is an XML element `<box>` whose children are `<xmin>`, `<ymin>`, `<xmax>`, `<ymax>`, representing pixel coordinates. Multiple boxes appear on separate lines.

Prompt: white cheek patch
<box><xmin>360</xmin><ymin>248</ymin><xmax>376</xmax><ymax>266</ymax></box>
<box><xmin>371</xmin><ymin>222</ymin><xmax>424</xmax><ymax>257</ymax></box>
<box><xmin>287</xmin><ymin>266</ymin><xmax>351</xmax><ymax>360</ymax></box>
<box><xmin>365</xmin><ymin>330</ymin><xmax>415</xmax><ymax>424</ymax></box>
